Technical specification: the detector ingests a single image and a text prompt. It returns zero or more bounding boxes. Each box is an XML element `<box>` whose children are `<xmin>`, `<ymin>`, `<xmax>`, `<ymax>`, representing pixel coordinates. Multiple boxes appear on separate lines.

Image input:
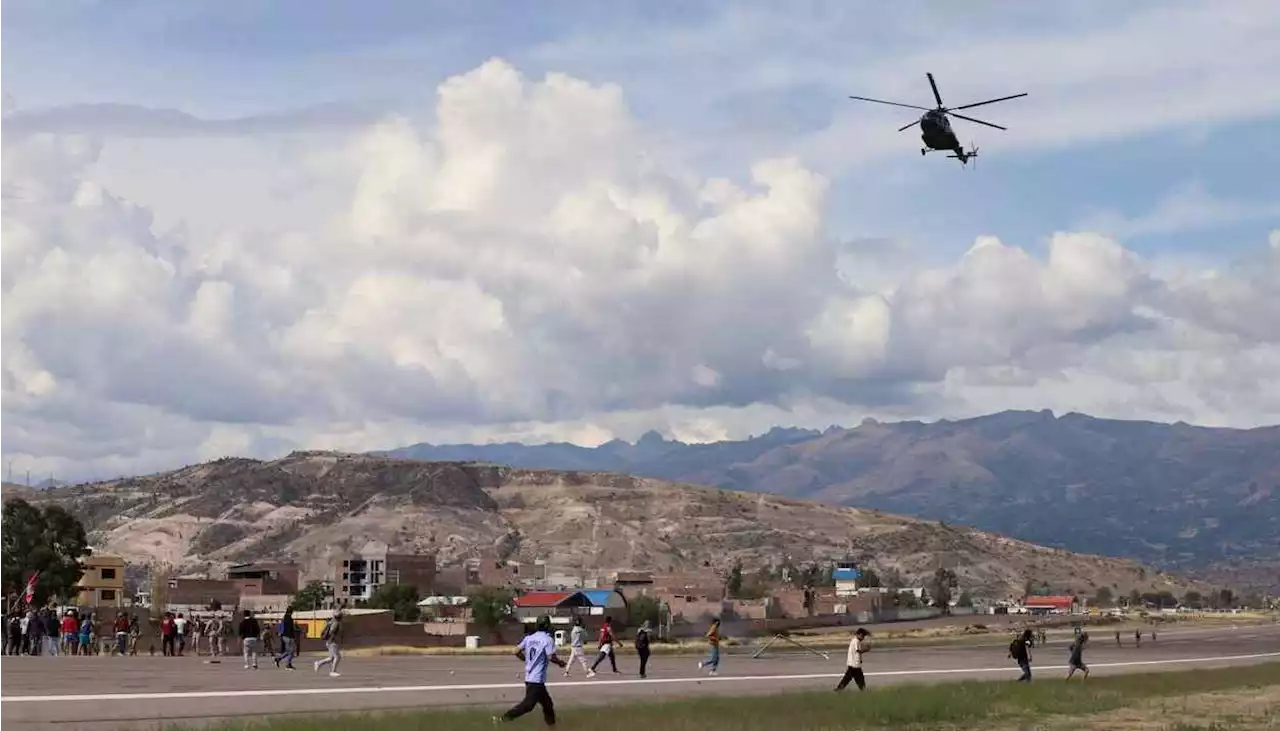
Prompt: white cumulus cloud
<box><xmin>2</xmin><ymin>58</ymin><xmax>1278</xmax><ymax>481</ymax></box>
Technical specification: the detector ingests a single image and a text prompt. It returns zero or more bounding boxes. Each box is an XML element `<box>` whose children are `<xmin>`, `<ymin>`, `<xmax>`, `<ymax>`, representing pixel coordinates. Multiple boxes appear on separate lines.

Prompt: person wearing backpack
<box><xmin>275</xmin><ymin>607</ymin><xmax>298</xmax><ymax>670</ymax></box>
<box><xmin>635</xmin><ymin>620</ymin><xmax>653</xmax><ymax>679</ymax></box>
<box><xmin>313</xmin><ymin>608</ymin><xmax>343</xmax><ymax>677</ymax></box>
<box><xmin>1009</xmin><ymin>629</ymin><xmax>1033</xmax><ymax>682</ymax></box>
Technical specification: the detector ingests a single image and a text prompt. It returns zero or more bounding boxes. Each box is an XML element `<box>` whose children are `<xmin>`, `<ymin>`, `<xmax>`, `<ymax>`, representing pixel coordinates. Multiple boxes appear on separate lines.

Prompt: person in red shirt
<box><xmin>60</xmin><ymin>611</ymin><xmax>79</xmax><ymax>655</ymax></box>
<box><xmin>160</xmin><ymin>613</ymin><xmax>177</xmax><ymax>657</ymax></box>
<box><xmin>588</xmin><ymin>616</ymin><xmax>623</xmax><ymax>675</ymax></box>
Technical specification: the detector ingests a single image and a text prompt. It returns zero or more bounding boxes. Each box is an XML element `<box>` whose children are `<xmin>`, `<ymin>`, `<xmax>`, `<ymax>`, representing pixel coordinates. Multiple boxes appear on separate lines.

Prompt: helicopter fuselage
<box><xmin>920</xmin><ymin>110</ymin><xmax>960</xmax><ymax>153</ymax></box>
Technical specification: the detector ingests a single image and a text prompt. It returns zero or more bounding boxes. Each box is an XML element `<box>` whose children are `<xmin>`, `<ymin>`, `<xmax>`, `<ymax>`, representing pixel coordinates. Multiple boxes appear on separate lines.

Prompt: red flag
<box><xmin>24</xmin><ymin>571</ymin><xmax>41</xmax><ymax>604</ymax></box>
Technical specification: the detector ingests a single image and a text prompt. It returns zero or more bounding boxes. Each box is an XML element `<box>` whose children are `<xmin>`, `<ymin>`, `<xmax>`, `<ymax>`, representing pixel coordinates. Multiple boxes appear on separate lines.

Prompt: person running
<box><xmin>588</xmin><ymin>616</ymin><xmax>621</xmax><ymax>675</ymax></box>
<box><xmin>562</xmin><ymin>616</ymin><xmax>591</xmax><ymax>678</ymax></box>
<box><xmin>238</xmin><ymin>610</ymin><xmax>261</xmax><ymax>670</ymax></box>
<box><xmin>635</xmin><ymin>620</ymin><xmax>653</xmax><ymax>679</ymax></box>
<box><xmin>497</xmin><ymin>615</ymin><xmax>565</xmax><ymax>726</ymax></box>
<box><xmin>313</xmin><ymin>608</ymin><xmax>344</xmax><ymax>677</ymax></box>
<box><xmin>1115</xmin><ymin>630</ymin><xmax>1122</xmax><ymax>647</ymax></box>
<box><xmin>835</xmin><ymin>628</ymin><xmax>871</xmax><ymax>692</ymax></box>
<box><xmin>1134</xmin><ymin>629</ymin><xmax>1142</xmax><ymax>648</ymax></box>
<box><xmin>1009</xmin><ymin>629</ymin><xmax>1033</xmax><ymax>682</ymax></box>
<box><xmin>698</xmin><ymin>618</ymin><xmax>722</xmax><ymax>676</ymax></box>
<box><xmin>1066</xmin><ymin>632</ymin><xmax>1090</xmax><ymax>680</ymax></box>
<box><xmin>275</xmin><ymin>607</ymin><xmax>298</xmax><ymax>670</ymax></box>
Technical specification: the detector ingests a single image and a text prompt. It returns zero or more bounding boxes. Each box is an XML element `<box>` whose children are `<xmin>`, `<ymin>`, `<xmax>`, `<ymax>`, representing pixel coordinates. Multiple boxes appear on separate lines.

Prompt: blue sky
<box><xmin>3</xmin><ymin>0</ymin><xmax>1279</xmax><ymax>479</ymax></box>
<box><xmin>5</xmin><ymin>0</ymin><xmax>1276</xmax><ymax>261</ymax></box>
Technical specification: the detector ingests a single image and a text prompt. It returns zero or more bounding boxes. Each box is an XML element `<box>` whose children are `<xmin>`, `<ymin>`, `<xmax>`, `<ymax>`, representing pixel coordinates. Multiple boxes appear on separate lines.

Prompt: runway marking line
<box><xmin>3</xmin><ymin>651</ymin><xmax>1278</xmax><ymax>703</ymax></box>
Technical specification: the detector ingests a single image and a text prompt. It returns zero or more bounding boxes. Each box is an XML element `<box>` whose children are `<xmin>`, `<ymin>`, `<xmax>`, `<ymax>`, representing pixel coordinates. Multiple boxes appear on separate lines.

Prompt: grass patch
<box><xmin>160</xmin><ymin>662</ymin><xmax>1280</xmax><ymax>731</ymax></box>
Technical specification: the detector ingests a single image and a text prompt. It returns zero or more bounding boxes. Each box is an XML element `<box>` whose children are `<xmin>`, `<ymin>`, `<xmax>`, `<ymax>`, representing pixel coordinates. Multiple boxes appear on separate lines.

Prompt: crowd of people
<box><xmin>3</xmin><ymin>608</ymin><xmax>144</xmax><ymax>656</ymax></box>
<box><xmin>0</xmin><ymin>606</ymin><xmax>330</xmax><ymax>662</ymax></box>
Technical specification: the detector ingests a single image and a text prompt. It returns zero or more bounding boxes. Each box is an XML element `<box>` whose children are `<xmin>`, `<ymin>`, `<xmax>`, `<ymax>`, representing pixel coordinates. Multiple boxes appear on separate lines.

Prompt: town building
<box><xmin>227</xmin><ymin>561</ymin><xmax>300</xmax><ymax>595</ymax></box>
<box><xmin>1022</xmin><ymin>595</ymin><xmax>1077</xmax><ymax>614</ymax></box>
<box><xmin>333</xmin><ymin>540</ymin><xmax>438</xmax><ymax>602</ymax></box>
<box><xmin>833</xmin><ymin>561</ymin><xmax>862</xmax><ymax>597</ymax></box>
<box><xmin>75</xmin><ymin>553</ymin><xmax>126</xmax><ymax>608</ymax></box>
<box><xmin>512</xmin><ymin>589</ymin><xmax>630</xmax><ymax>624</ymax></box>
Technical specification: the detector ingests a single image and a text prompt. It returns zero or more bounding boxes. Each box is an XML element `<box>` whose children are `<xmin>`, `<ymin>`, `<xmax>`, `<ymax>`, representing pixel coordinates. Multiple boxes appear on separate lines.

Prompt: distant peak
<box><xmin>636</xmin><ymin>430</ymin><xmax>667</xmax><ymax>446</ymax></box>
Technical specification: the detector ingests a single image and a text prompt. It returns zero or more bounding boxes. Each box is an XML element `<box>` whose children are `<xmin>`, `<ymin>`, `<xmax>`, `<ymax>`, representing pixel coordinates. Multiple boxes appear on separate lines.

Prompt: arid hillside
<box><xmin>24</xmin><ymin>451</ymin><xmax>1200</xmax><ymax>599</ymax></box>
<box><xmin>385</xmin><ymin>410</ymin><xmax>1280</xmax><ymax>582</ymax></box>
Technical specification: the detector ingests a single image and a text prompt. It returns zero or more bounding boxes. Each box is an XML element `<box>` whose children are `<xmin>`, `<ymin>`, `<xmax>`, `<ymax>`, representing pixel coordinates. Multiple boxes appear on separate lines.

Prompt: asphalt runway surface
<box><xmin>4</xmin><ymin>623</ymin><xmax>1279</xmax><ymax>730</ymax></box>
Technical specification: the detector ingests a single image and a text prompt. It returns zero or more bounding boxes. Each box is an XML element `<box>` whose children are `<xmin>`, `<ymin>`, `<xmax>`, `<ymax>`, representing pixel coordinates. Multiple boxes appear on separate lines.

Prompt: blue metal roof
<box><xmin>833</xmin><ymin>568</ymin><xmax>862</xmax><ymax>580</ymax></box>
<box><xmin>579</xmin><ymin>589</ymin><xmax>622</xmax><ymax>607</ymax></box>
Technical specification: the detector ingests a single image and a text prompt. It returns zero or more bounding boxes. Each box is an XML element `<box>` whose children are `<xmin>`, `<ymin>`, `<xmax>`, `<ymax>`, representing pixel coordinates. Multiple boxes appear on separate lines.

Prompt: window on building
<box><xmin>100</xmin><ymin>568</ymin><xmax>117</xmax><ymax>580</ymax></box>
<box><xmin>100</xmin><ymin>589</ymin><xmax>116</xmax><ymax>601</ymax></box>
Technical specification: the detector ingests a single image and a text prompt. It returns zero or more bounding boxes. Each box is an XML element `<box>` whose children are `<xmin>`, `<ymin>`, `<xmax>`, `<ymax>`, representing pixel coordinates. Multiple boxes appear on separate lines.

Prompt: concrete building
<box><xmin>75</xmin><ymin>554</ymin><xmax>126</xmax><ymax>608</ymax></box>
<box><xmin>227</xmin><ymin>561</ymin><xmax>300</xmax><ymax>595</ymax></box>
<box><xmin>167</xmin><ymin>578</ymin><xmax>241</xmax><ymax>610</ymax></box>
<box><xmin>335</xmin><ymin>540</ymin><xmax>437</xmax><ymax>602</ymax></box>
<box><xmin>833</xmin><ymin>561</ymin><xmax>862</xmax><ymax>597</ymax></box>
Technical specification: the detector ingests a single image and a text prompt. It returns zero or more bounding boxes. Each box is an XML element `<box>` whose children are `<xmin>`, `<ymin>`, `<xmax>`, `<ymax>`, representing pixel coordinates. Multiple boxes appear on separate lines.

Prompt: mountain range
<box><xmin>12</xmin><ymin>452</ymin><xmax>1199</xmax><ymax>599</ymax></box>
<box><xmin>381</xmin><ymin>410</ymin><xmax>1280</xmax><ymax>585</ymax></box>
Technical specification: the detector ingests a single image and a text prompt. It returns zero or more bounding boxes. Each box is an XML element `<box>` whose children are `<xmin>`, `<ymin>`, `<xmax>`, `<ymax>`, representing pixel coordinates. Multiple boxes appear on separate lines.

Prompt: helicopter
<box><xmin>848</xmin><ymin>73</ymin><xmax>1026</xmax><ymax>165</ymax></box>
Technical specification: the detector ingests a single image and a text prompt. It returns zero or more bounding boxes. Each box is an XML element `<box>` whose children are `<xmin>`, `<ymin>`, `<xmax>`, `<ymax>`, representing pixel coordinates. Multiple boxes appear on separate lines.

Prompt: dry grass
<box><xmin>159</xmin><ymin>661</ymin><xmax>1280</xmax><ymax>731</ymax></box>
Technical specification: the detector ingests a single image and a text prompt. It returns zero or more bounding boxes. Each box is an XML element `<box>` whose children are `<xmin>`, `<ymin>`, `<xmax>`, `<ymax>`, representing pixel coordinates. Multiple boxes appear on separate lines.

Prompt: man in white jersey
<box><xmin>562</xmin><ymin>616</ymin><xmax>592</xmax><ymax>677</ymax></box>
<box><xmin>497</xmin><ymin>615</ymin><xmax>566</xmax><ymax>725</ymax></box>
<box><xmin>834</xmin><ymin>628</ymin><xmax>871</xmax><ymax>691</ymax></box>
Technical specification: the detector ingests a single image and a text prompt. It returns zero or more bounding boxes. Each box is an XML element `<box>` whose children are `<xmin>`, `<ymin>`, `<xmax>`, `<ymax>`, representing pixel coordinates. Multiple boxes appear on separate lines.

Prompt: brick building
<box><xmin>333</xmin><ymin>540</ymin><xmax>438</xmax><ymax>602</ymax></box>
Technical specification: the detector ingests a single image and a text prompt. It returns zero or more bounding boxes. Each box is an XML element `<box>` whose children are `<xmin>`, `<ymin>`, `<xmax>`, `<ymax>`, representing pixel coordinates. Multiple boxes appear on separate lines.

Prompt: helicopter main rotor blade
<box><xmin>927</xmin><ymin>72</ymin><xmax>944</xmax><ymax>107</ymax></box>
<box><xmin>898</xmin><ymin>119</ymin><xmax>922</xmax><ymax>132</ymax></box>
<box><xmin>951</xmin><ymin>92</ymin><xmax>1028</xmax><ymax>111</ymax></box>
<box><xmin>848</xmin><ymin>95</ymin><xmax>932</xmax><ymax>111</ymax></box>
<box><xmin>946</xmin><ymin>111</ymin><xmax>1007</xmax><ymax>131</ymax></box>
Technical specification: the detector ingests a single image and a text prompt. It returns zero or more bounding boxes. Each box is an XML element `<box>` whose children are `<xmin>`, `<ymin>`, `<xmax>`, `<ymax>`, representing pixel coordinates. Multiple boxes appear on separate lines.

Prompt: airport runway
<box><xmin>4</xmin><ymin>623</ymin><xmax>1278</xmax><ymax>730</ymax></box>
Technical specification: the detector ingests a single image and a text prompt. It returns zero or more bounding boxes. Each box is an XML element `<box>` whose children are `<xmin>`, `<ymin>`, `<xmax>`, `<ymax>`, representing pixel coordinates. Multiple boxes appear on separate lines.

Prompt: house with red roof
<box><xmin>512</xmin><ymin>590</ymin><xmax>593</xmax><ymax>621</ymax></box>
<box><xmin>1022</xmin><ymin>595</ymin><xmax>1077</xmax><ymax>614</ymax></box>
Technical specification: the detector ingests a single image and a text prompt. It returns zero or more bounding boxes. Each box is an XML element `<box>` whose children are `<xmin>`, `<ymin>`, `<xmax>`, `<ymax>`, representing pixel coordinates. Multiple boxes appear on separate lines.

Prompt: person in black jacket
<box><xmin>1009</xmin><ymin>629</ymin><xmax>1033</xmax><ymax>682</ymax></box>
<box><xmin>238</xmin><ymin>610</ymin><xmax>262</xmax><ymax>670</ymax></box>
<box><xmin>635</xmin><ymin>621</ymin><xmax>653</xmax><ymax>678</ymax></box>
<box><xmin>275</xmin><ymin>607</ymin><xmax>298</xmax><ymax>670</ymax></box>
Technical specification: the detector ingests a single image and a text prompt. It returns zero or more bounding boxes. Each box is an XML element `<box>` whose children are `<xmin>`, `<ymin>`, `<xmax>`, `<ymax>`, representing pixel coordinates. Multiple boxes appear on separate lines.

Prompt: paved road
<box><xmin>4</xmin><ymin>624</ymin><xmax>1278</xmax><ymax>730</ymax></box>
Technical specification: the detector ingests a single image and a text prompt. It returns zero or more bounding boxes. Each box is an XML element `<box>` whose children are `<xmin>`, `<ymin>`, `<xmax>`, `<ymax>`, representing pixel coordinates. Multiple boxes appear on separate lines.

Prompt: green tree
<box><xmin>929</xmin><ymin>568</ymin><xmax>958</xmax><ymax>610</ymax></box>
<box><xmin>1240</xmin><ymin>592</ymin><xmax>1263</xmax><ymax>610</ymax></box>
<box><xmin>293</xmin><ymin>580</ymin><xmax>333</xmax><ymax>611</ymax></box>
<box><xmin>1127</xmin><ymin>589</ymin><xmax>1142</xmax><ymax>608</ymax></box>
<box><xmin>629</xmin><ymin>595</ymin><xmax>661</xmax><ymax>629</ymax></box>
<box><xmin>469</xmin><ymin>587</ymin><xmax>514</xmax><ymax>642</ymax></box>
<box><xmin>369</xmin><ymin>583</ymin><xmax>422</xmax><ymax>622</ymax></box>
<box><xmin>1182</xmin><ymin>590</ymin><xmax>1203</xmax><ymax>609</ymax></box>
<box><xmin>896</xmin><ymin>591</ymin><xmax>922</xmax><ymax>609</ymax></box>
<box><xmin>726</xmin><ymin>563</ymin><xmax>744</xmax><ymax>598</ymax></box>
<box><xmin>1093</xmin><ymin>586</ymin><xmax>1114</xmax><ymax>607</ymax></box>
<box><xmin>1</xmin><ymin>499</ymin><xmax>91</xmax><ymax>606</ymax></box>
<box><xmin>859</xmin><ymin>568</ymin><xmax>881</xmax><ymax>588</ymax></box>
<box><xmin>956</xmin><ymin>590</ymin><xmax>974</xmax><ymax>608</ymax></box>
<box><xmin>1215</xmin><ymin>588</ymin><xmax>1235</xmax><ymax>609</ymax></box>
